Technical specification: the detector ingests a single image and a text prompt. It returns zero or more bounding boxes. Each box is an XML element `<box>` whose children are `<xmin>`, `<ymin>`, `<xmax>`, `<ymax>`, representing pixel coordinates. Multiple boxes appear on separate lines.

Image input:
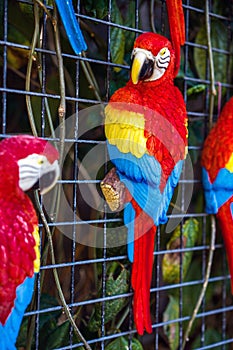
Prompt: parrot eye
<box><xmin>159</xmin><ymin>47</ymin><xmax>168</xmax><ymax>56</ymax></box>
<box><xmin>156</xmin><ymin>47</ymin><xmax>171</xmax><ymax>70</ymax></box>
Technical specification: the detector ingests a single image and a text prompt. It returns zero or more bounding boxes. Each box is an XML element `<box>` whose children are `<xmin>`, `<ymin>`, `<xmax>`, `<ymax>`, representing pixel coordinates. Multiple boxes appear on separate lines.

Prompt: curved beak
<box><xmin>40</xmin><ymin>160</ymin><xmax>60</xmax><ymax>195</ymax></box>
<box><xmin>131</xmin><ymin>50</ymin><xmax>154</xmax><ymax>84</ymax></box>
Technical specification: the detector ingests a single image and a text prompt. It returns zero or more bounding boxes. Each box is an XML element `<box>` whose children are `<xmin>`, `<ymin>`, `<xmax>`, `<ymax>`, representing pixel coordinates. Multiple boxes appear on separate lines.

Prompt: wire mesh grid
<box><xmin>1</xmin><ymin>0</ymin><xmax>233</xmax><ymax>349</ymax></box>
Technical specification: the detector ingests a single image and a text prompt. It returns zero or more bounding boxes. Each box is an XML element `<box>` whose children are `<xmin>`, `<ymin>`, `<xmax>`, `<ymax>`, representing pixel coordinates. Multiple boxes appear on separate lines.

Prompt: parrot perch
<box><xmin>101</xmin><ymin>0</ymin><xmax>187</xmax><ymax>335</ymax></box>
<box><xmin>202</xmin><ymin>97</ymin><xmax>233</xmax><ymax>292</ymax></box>
<box><xmin>0</xmin><ymin>135</ymin><xmax>59</xmax><ymax>349</ymax></box>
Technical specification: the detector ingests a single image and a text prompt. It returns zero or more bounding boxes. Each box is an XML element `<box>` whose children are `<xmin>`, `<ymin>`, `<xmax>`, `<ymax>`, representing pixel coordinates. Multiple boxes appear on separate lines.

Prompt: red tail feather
<box><xmin>131</xmin><ymin>199</ymin><xmax>157</xmax><ymax>334</ymax></box>
<box><xmin>166</xmin><ymin>0</ymin><xmax>185</xmax><ymax>76</ymax></box>
<box><xmin>217</xmin><ymin>197</ymin><xmax>233</xmax><ymax>292</ymax></box>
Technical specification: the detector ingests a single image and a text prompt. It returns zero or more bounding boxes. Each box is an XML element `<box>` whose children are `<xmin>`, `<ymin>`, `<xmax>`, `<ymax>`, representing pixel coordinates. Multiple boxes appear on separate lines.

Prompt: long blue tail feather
<box><xmin>124</xmin><ymin>202</ymin><xmax>136</xmax><ymax>263</ymax></box>
<box><xmin>55</xmin><ymin>0</ymin><xmax>87</xmax><ymax>54</ymax></box>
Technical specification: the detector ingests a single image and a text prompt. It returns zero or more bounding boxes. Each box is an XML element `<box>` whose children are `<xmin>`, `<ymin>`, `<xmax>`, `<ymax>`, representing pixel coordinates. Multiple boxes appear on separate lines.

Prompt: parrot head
<box><xmin>0</xmin><ymin>135</ymin><xmax>60</xmax><ymax>195</ymax></box>
<box><xmin>131</xmin><ymin>32</ymin><xmax>175</xmax><ymax>85</ymax></box>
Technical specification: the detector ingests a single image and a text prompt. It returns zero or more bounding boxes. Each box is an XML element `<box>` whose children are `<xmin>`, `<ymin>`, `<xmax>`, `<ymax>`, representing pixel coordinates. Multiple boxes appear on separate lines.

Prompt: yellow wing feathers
<box><xmin>105</xmin><ymin>105</ymin><xmax>147</xmax><ymax>158</ymax></box>
<box><xmin>225</xmin><ymin>153</ymin><xmax>233</xmax><ymax>172</ymax></box>
<box><xmin>32</xmin><ymin>226</ymin><xmax>40</xmax><ymax>273</ymax></box>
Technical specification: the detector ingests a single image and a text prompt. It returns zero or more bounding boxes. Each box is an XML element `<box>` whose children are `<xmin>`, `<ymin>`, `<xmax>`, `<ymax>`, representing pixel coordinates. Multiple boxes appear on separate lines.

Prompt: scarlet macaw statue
<box><xmin>202</xmin><ymin>97</ymin><xmax>233</xmax><ymax>292</ymax></box>
<box><xmin>101</xmin><ymin>0</ymin><xmax>187</xmax><ymax>334</ymax></box>
<box><xmin>0</xmin><ymin>135</ymin><xmax>59</xmax><ymax>349</ymax></box>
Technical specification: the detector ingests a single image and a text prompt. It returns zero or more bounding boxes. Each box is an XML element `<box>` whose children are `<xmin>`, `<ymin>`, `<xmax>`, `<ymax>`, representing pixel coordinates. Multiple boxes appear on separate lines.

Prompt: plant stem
<box><xmin>52</xmin><ymin>1</ymin><xmax>66</xmax><ymax>161</ymax></box>
<box><xmin>205</xmin><ymin>0</ymin><xmax>216</xmax><ymax>130</ymax></box>
<box><xmin>26</xmin><ymin>1</ymin><xmax>40</xmax><ymax>136</ymax></box>
<box><xmin>150</xmin><ymin>0</ymin><xmax>156</xmax><ymax>33</ymax></box>
<box><xmin>81</xmin><ymin>53</ymin><xmax>102</xmax><ymax>102</ymax></box>
<box><xmin>182</xmin><ymin>3</ymin><xmax>217</xmax><ymax>346</ymax></box>
<box><xmin>35</xmin><ymin>192</ymin><xmax>92</xmax><ymax>350</ymax></box>
<box><xmin>182</xmin><ymin>215</ymin><xmax>216</xmax><ymax>349</ymax></box>
<box><xmin>35</xmin><ymin>0</ymin><xmax>52</xmax><ymax>19</ymax></box>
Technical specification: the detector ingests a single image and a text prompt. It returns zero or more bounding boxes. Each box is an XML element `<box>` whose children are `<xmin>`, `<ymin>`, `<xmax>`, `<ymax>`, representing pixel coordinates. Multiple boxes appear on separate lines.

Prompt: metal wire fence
<box><xmin>1</xmin><ymin>0</ymin><xmax>233</xmax><ymax>349</ymax></box>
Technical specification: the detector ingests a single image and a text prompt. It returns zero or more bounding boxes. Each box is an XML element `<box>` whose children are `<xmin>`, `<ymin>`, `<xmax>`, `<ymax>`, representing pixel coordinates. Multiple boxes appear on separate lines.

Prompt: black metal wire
<box><xmin>1</xmin><ymin>0</ymin><xmax>233</xmax><ymax>349</ymax></box>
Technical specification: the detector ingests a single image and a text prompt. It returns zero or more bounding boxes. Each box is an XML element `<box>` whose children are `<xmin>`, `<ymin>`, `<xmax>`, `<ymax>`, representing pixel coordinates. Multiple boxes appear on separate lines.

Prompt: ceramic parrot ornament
<box><xmin>0</xmin><ymin>135</ymin><xmax>59</xmax><ymax>349</ymax></box>
<box><xmin>202</xmin><ymin>97</ymin><xmax>233</xmax><ymax>292</ymax></box>
<box><xmin>100</xmin><ymin>0</ymin><xmax>187</xmax><ymax>335</ymax></box>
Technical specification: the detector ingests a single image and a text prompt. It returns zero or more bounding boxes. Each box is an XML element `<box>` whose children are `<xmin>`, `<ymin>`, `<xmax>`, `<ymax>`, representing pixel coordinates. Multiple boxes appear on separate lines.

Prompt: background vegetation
<box><xmin>1</xmin><ymin>0</ymin><xmax>233</xmax><ymax>349</ymax></box>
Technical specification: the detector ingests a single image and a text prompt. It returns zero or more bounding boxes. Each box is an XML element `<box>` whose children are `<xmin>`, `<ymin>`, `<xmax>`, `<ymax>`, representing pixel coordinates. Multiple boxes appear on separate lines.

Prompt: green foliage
<box><xmin>194</xmin><ymin>19</ymin><xmax>231</xmax><ymax>86</ymax></box>
<box><xmin>162</xmin><ymin>219</ymin><xmax>199</xmax><ymax>284</ymax></box>
<box><xmin>124</xmin><ymin>2</ymin><xmax>136</xmax><ymax>53</ymax></box>
<box><xmin>88</xmin><ymin>262</ymin><xmax>129</xmax><ymax>332</ymax></box>
<box><xmin>82</xmin><ymin>0</ymin><xmax>135</xmax><ymax>72</ymax></box>
<box><xmin>106</xmin><ymin>336</ymin><xmax>143</xmax><ymax>350</ymax></box>
<box><xmin>163</xmin><ymin>295</ymin><xmax>180</xmax><ymax>350</ymax></box>
<box><xmin>192</xmin><ymin>328</ymin><xmax>228</xmax><ymax>349</ymax></box>
<box><xmin>1</xmin><ymin>1</ymin><xmax>34</xmax><ymax>70</ymax></box>
<box><xmin>162</xmin><ymin>220</ymin><xmax>200</xmax><ymax>349</ymax></box>
<box><xmin>17</xmin><ymin>294</ymin><xmax>61</xmax><ymax>348</ymax></box>
<box><xmin>83</xmin><ymin>0</ymin><xmax>108</xmax><ymax>19</ymax></box>
<box><xmin>187</xmin><ymin>84</ymin><xmax>206</xmax><ymax>96</ymax></box>
<box><xmin>6</xmin><ymin>0</ymin><xmax>233</xmax><ymax>348</ymax></box>
<box><xmin>110</xmin><ymin>0</ymin><xmax>126</xmax><ymax>72</ymax></box>
<box><xmin>43</xmin><ymin>320</ymin><xmax>83</xmax><ymax>350</ymax></box>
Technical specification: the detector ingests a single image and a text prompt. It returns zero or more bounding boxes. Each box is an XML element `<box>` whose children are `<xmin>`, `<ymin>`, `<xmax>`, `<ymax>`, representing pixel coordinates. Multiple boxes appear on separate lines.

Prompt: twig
<box><xmin>150</xmin><ymin>0</ymin><xmax>156</xmax><ymax>33</ymax></box>
<box><xmin>182</xmin><ymin>215</ymin><xmax>216</xmax><ymax>349</ymax></box>
<box><xmin>52</xmin><ymin>1</ymin><xmax>66</xmax><ymax>161</ymax></box>
<box><xmin>81</xmin><ymin>52</ymin><xmax>102</xmax><ymax>102</ymax></box>
<box><xmin>34</xmin><ymin>191</ymin><xmax>92</xmax><ymax>350</ymax></box>
<box><xmin>205</xmin><ymin>0</ymin><xmax>216</xmax><ymax>130</ymax></box>
<box><xmin>26</xmin><ymin>1</ymin><xmax>40</xmax><ymax>136</ymax></box>
<box><xmin>34</xmin><ymin>0</ymin><xmax>52</xmax><ymax>19</ymax></box>
<box><xmin>47</xmin><ymin>2</ymin><xmax>66</xmax><ymax>234</ymax></box>
<box><xmin>182</xmin><ymin>2</ymin><xmax>217</xmax><ymax>346</ymax></box>
<box><xmin>37</xmin><ymin>23</ymin><xmax>56</xmax><ymax>140</ymax></box>
<box><xmin>115</xmin><ymin>306</ymin><xmax>130</xmax><ymax>330</ymax></box>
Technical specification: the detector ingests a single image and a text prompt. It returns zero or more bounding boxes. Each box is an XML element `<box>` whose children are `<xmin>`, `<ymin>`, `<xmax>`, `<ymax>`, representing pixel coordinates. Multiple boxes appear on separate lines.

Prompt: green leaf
<box><xmin>105</xmin><ymin>336</ymin><xmax>143</xmax><ymax>350</ymax></box>
<box><xmin>110</xmin><ymin>0</ymin><xmax>125</xmax><ymax>72</ymax></box>
<box><xmin>163</xmin><ymin>295</ymin><xmax>179</xmax><ymax>350</ymax></box>
<box><xmin>162</xmin><ymin>219</ymin><xmax>199</xmax><ymax>284</ymax></box>
<box><xmin>16</xmin><ymin>294</ymin><xmax>60</xmax><ymax>348</ymax></box>
<box><xmin>88</xmin><ymin>263</ymin><xmax>129</xmax><ymax>332</ymax></box>
<box><xmin>16</xmin><ymin>318</ymin><xmax>32</xmax><ymax>348</ymax></box>
<box><xmin>194</xmin><ymin>19</ymin><xmax>231</xmax><ymax>87</ymax></box>
<box><xmin>44</xmin><ymin>320</ymin><xmax>70</xmax><ymax>350</ymax></box>
<box><xmin>188</xmin><ymin>120</ymin><xmax>203</xmax><ymax>164</ymax></box>
<box><xmin>124</xmin><ymin>2</ymin><xmax>136</xmax><ymax>53</ymax></box>
<box><xmin>187</xmin><ymin>84</ymin><xmax>206</xmax><ymax>96</ymax></box>
<box><xmin>19</xmin><ymin>1</ymin><xmax>34</xmax><ymax>16</ymax></box>
<box><xmin>83</xmin><ymin>0</ymin><xmax>108</xmax><ymax>18</ymax></box>
<box><xmin>39</xmin><ymin>294</ymin><xmax>61</xmax><ymax>328</ymax></box>
<box><xmin>192</xmin><ymin>328</ymin><xmax>225</xmax><ymax>349</ymax></box>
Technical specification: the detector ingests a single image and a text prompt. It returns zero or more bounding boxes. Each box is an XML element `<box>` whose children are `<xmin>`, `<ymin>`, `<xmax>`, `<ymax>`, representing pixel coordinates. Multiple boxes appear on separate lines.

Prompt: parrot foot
<box><xmin>100</xmin><ymin>167</ymin><xmax>125</xmax><ymax>212</ymax></box>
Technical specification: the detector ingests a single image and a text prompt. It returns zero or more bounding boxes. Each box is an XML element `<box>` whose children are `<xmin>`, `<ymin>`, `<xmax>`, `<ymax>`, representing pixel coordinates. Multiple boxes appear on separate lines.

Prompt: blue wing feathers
<box><xmin>0</xmin><ymin>276</ymin><xmax>35</xmax><ymax>350</ymax></box>
<box><xmin>202</xmin><ymin>167</ymin><xmax>233</xmax><ymax>213</ymax></box>
<box><xmin>107</xmin><ymin>143</ymin><xmax>184</xmax><ymax>259</ymax></box>
<box><xmin>107</xmin><ymin>142</ymin><xmax>161</xmax><ymax>186</ymax></box>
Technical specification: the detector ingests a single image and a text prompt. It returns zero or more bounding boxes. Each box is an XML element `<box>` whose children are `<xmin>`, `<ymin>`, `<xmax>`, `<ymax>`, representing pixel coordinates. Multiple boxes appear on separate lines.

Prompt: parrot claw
<box><xmin>101</xmin><ymin>168</ymin><xmax>126</xmax><ymax>212</ymax></box>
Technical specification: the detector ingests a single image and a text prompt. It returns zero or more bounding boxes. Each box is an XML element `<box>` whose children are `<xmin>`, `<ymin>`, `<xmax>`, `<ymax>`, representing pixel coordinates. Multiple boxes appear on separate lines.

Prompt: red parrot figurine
<box><xmin>101</xmin><ymin>0</ymin><xmax>187</xmax><ymax>335</ymax></box>
<box><xmin>202</xmin><ymin>97</ymin><xmax>233</xmax><ymax>292</ymax></box>
<box><xmin>0</xmin><ymin>135</ymin><xmax>59</xmax><ymax>349</ymax></box>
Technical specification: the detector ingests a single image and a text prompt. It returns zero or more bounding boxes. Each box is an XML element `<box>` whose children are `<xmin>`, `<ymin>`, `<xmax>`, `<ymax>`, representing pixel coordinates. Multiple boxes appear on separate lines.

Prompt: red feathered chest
<box><xmin>109</xmin><ymin>79</ymin><xmax>188</xmax><ymax>189</ymax></box>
